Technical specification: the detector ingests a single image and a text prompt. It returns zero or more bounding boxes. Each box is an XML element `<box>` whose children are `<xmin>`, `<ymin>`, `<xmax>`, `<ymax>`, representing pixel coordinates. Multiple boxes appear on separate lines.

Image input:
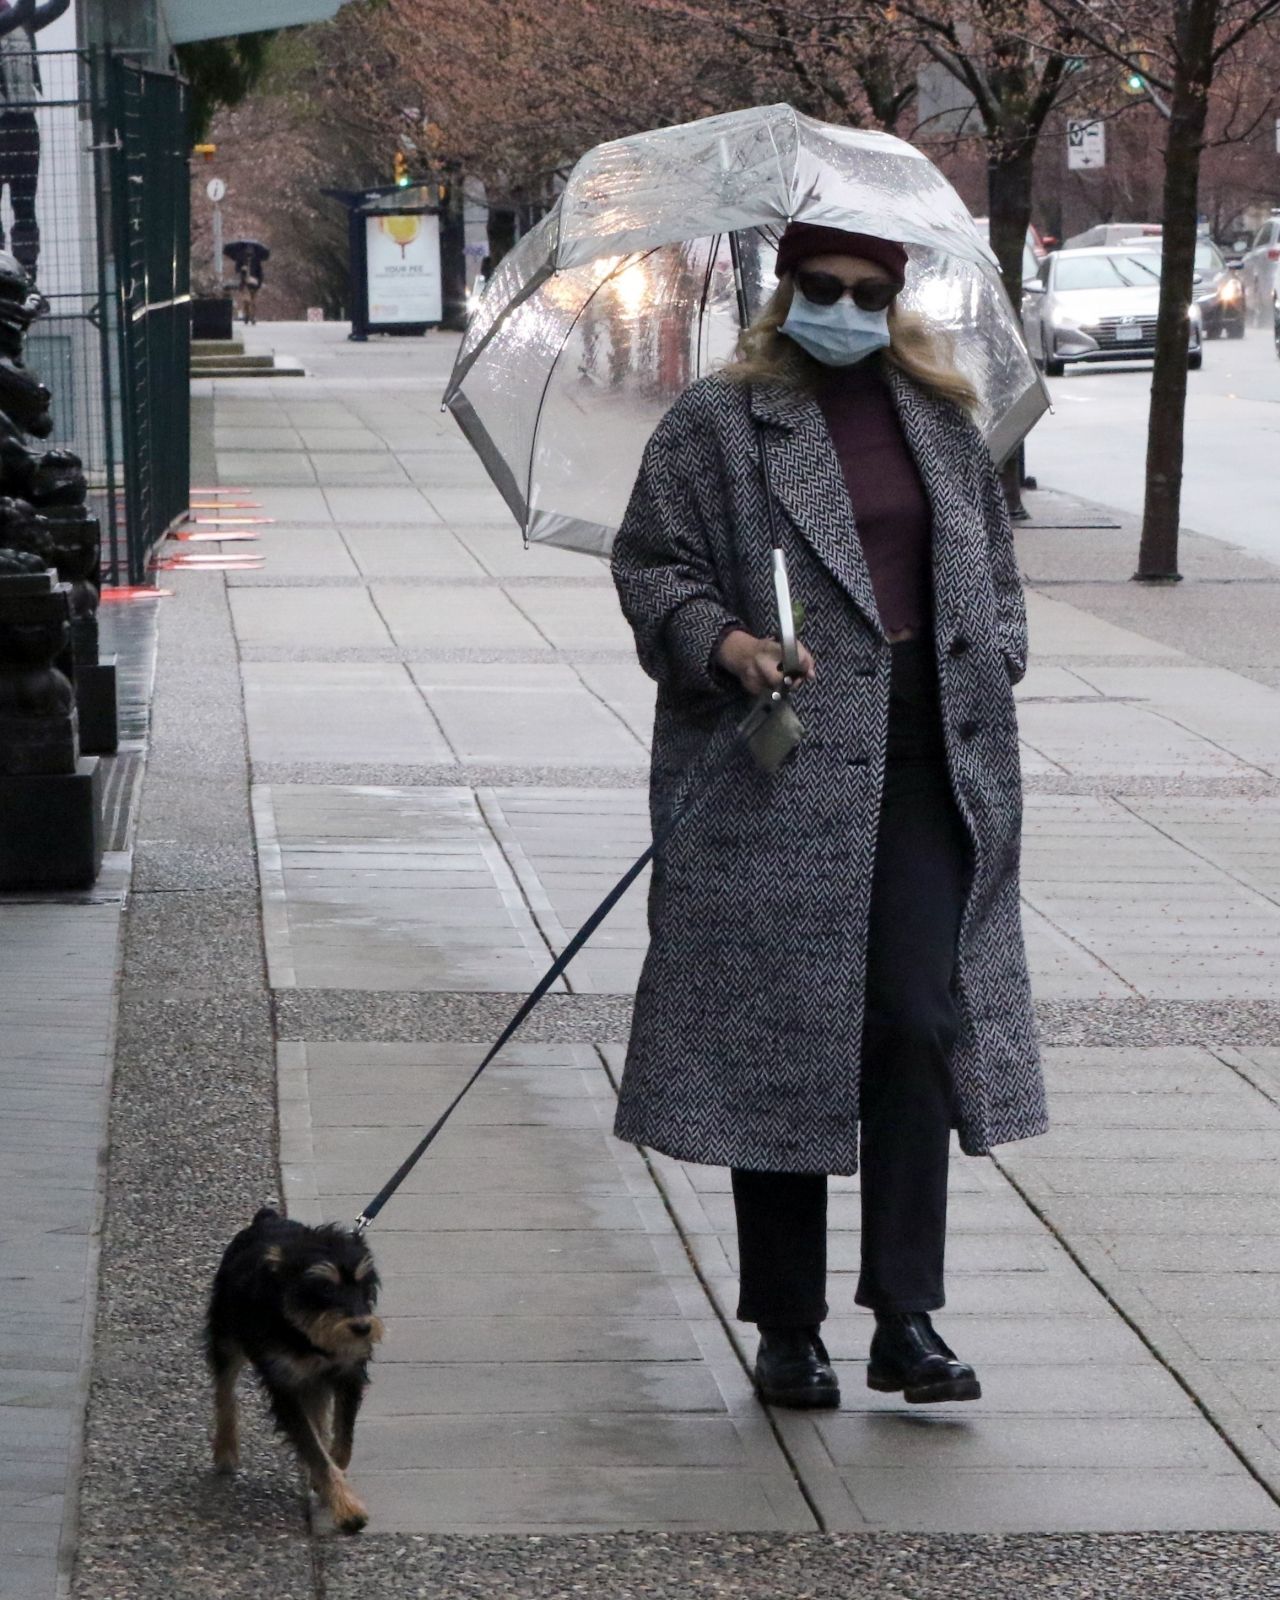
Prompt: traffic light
<box><xmin>1122</xmin><ymin>48</ymin><xmax>1152</xmax><ymax>93</ymax></box>
<box><xmin>393</xmin><ymin>149</ymin><xmax>409</xmax><ymax>187</ymax></box>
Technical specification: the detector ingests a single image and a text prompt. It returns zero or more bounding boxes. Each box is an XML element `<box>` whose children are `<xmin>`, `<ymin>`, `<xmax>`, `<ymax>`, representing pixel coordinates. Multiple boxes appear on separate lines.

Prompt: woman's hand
<box><xmin>715</xmin><ymin>629</ymin><xmax>816</xmax><ymax>695</ymax></box>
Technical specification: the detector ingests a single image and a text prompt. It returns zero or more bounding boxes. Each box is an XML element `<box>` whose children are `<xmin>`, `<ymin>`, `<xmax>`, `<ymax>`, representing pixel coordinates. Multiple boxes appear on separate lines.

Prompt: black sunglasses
<box><xmin>795</xmin><ymin>269</ymin><xmax>899</xmax><ymax>312</ymax></box>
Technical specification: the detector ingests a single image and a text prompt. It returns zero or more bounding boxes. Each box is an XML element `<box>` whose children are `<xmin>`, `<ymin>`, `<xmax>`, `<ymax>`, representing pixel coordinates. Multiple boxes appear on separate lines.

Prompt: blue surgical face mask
<box><xmin>780</xmin><ymin>291</ymin><xmax>891</xmax><ymax>367</ymax></box>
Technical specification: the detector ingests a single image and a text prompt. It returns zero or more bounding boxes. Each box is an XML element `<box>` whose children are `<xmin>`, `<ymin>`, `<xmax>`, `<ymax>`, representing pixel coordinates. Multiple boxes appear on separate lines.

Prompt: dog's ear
<box><xmin>263</xmin><ymin>1245</ymin><xmax>283</xmax><ymax>1270</ymax></box>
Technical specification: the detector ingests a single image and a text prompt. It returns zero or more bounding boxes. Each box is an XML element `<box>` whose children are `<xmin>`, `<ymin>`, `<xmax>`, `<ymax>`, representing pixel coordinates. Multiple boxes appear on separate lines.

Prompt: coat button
<box><xmin>853</xmin><ymin>662</ymin><xmax>875</xmax><ymax>677</ymax></box>
<box><xmin>950</xmin><ymin>635</ymin><xmax>970</xmax><ymax>656</ymax></box>
<box><xmin>959</xmin><ymin>719</ymin><xmax>981</xmax><ymax>740</ymax></box>
<box><xmin>846</xmin><ymin>753</ymin><xmax>869</xmax><ymax>767</ymax></box>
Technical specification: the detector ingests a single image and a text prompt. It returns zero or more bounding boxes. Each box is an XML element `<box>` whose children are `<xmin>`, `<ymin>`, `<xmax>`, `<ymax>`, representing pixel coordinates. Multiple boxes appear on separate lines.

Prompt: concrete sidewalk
<box><xmin>63</xmin><ymin>320</ymin><xmax>1280</xmax><ymax>1597</ymax></box>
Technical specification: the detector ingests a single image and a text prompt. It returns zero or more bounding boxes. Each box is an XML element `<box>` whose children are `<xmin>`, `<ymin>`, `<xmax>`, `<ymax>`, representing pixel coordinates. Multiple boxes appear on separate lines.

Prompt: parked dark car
<box><xmin>1193</xmin><ymin>239</ymin><xmax>1245</xmax><ymax>338</ymax></box>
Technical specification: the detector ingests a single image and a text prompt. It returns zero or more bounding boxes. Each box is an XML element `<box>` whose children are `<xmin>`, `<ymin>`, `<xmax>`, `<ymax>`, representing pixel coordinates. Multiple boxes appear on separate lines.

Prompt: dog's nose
<box><xmin>350</xmin><ymin>1320</ymin><xmax>373</xmax><ymax>1337</ymax></box>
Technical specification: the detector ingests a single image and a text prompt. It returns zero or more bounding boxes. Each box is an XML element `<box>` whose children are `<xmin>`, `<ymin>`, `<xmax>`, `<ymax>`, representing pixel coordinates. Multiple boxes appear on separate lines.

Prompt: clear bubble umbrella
<box><xmin>443</xmin><ymin>103</ymin><xmax>1049</xmax><ymax>558</ymax></box>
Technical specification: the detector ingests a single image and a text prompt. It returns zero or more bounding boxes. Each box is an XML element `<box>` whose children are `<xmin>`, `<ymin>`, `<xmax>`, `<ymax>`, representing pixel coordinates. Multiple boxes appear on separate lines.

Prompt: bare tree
<box><xmin>639</xmin><ymin>2</ymin><xmax>922</xmax><ymax>132</ymax></box>
<box><xmin>832</xmin><ymin>2</ymin><xmax>1093</xmax><ymax>315</ymax></box>
<box><xmin>1048</xmin><ymin>0</ymin><xmax>1280</xmax><ymax>579</ymax></box>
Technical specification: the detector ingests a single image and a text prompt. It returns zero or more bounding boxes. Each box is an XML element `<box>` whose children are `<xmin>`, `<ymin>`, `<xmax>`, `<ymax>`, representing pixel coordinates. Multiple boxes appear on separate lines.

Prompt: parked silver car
<box><xmin>1022</xmin><ymin>247</ymin><xmax>1202</xmax><ymax>377</ymax></box>
<box><xmin>1061</xmin><ymin>222</ymin><xmax>1163</xmax><ymax>250</ymax></box>
<box><xmin>1239</xmin><ymin>212</ymin><xmax>1280</xmax><ymax>326</ymax></box>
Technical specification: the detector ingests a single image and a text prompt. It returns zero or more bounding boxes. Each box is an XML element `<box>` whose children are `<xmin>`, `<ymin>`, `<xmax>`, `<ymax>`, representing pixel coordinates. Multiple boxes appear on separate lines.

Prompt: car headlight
<box><xmin>1219</xmin><ymin>277</ymin><xmax>1242</xmax><ymax>303</ymax></box>
<box><xmin>1050</xmin><ymin>312</ymin><xmax>1082</xmax><ymax>332</ymax></box>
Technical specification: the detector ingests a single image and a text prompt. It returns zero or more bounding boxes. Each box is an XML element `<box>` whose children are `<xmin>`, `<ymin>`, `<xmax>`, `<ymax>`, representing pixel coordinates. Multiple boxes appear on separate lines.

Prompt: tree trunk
<box><xmin>988</xmin><ymin>137</ymin><xmax>1036</xmax><ymax>514</ymax></box>
<box><xmin>986</xmin><ymin>137</ymin><xmax>1036</xmax><ymax>316</ymax></box>
<box><xmin>1136</xmin><ymin>0</ymin><xmax>1218</xmax><ymax>581</ymax></box>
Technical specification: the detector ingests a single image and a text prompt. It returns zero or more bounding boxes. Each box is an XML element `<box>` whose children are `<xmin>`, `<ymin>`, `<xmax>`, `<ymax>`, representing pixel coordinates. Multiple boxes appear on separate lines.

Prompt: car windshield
<box><xmin>1055</xmin><ymin>253</ymin><xmax>1161</xmax><ymax>291</ymax></box>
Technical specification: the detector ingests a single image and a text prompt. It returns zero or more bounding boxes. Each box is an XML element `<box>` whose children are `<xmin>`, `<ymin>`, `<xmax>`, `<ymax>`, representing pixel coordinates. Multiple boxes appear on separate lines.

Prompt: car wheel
<box><xmin>1044</xmin><ymin>357</ymin><xmax>1065</xmax><ymax>378</ymax></box>
<box><xmin>1227</xmin><ymin>318</ymin><xmax>1245</xmax><ymax>340</ymax></box>
<box><xmin>1188</xmin><ymin>351</ymin><xmax>1203</xmax><ymax>370</ymax></box>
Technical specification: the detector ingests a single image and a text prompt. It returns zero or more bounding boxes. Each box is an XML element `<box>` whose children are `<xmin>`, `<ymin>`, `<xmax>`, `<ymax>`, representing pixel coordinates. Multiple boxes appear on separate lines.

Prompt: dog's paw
<box><xmin>334</xmin><ymin>1500</ymin><xmax>368</xmax><ymax>1535</ymax></box>
<box><xmin>212</xmin><ymin>1449</ymin><xmax>239</xmax><ymax>1476</ymax></box>
<box><xmin>330</xmin><ymin>1479</ymin><xmax>368</xmax><ymax>1534</ymax></box>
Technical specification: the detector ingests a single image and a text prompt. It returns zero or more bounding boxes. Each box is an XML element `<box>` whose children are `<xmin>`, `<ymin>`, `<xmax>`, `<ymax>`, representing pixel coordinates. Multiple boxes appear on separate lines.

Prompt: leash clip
<box><xmin>352</xmin><ymin>1212</ymin><xmax>370</xmax><ymax>1237</ymax></box>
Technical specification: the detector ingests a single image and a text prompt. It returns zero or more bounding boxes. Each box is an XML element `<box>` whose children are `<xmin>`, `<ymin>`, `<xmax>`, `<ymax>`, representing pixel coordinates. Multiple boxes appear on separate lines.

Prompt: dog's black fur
<box><xmin>206</xmin><ymin>1208</ymin><xmax>383</xmax><ymax>1532</ymax></box>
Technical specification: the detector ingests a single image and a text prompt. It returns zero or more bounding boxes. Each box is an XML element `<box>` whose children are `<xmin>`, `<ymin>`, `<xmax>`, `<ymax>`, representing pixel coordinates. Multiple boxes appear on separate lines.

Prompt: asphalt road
<box><xmin>1025</xmin><ymin>318</ymin><xmax>1280</xmax><ymax>565</ymax></box>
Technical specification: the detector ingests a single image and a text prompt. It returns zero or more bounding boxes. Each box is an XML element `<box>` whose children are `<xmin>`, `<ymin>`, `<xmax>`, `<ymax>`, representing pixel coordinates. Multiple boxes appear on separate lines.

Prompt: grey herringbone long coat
<box><xmin>610</xmin><ymin>366</ymin><xmax>1047</xmax><ymax>1175</ymax></box>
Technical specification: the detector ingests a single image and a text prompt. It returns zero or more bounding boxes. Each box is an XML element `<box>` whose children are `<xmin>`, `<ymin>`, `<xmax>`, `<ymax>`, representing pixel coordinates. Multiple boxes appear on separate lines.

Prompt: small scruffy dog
<box><xmin>206</xmin><ymin>1208</ymin><xmax>383</xmax><ymax>1533</ymax></box>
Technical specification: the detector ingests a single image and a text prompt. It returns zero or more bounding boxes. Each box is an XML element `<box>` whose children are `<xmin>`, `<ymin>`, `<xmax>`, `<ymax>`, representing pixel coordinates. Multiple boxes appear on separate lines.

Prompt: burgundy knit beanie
<box><xmin>774</xmin><ymin>222</ymin><xmax>909</xmax><ymax>288</ymax></box>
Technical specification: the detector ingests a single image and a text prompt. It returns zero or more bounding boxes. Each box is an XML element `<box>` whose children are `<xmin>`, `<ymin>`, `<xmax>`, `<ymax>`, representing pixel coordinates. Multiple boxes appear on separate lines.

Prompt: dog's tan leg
<box><xmin>330</xmin><ymin>1374</ymin><xmax>365</xmax><ymax>1472</ymax></box>
<box><xmin>302</xmin><ymin>1385</ymin><xmax>333</xmax><ymax>1452</ymax></box>
<box><xmin>270</xmin><ymin>1387</ymin><xmax>368</xmax><ymax>1533</ymax></box>
<box><xmin>211</xmin><ymin>1347</ymin><xmax>245</xmax><ymax>1473</ymax></box>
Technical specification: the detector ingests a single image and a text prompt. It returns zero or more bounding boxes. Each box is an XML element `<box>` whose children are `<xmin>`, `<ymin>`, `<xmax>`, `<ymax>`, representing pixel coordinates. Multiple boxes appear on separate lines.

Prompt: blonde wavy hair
<box><xmin>722</xmin><ymin>273</ymin><xmax>979</xmax><ymax>415</ymax></box>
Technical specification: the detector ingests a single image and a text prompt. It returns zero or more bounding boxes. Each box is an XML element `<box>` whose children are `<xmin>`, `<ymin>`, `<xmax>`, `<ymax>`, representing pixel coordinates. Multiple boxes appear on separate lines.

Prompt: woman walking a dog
<box><xmin>610</xmin><ymin>222</ymin><xmax>1046</xmax><ymax>1409</ymax></box>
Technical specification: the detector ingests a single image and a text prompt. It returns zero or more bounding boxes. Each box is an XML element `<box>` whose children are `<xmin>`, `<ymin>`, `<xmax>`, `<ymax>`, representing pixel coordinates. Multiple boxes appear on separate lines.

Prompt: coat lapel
<box><xmin>749</xmin><ymin>382</ymin><xmax>882</xmax><ymax>637</ymax></box>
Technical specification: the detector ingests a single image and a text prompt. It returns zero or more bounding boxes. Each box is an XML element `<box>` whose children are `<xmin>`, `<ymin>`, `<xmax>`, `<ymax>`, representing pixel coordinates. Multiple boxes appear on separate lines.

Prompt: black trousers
<box><xmin>733</xmin><ymin>639</ymin><xmax>969</xmax><ymax>1323</ymax></box>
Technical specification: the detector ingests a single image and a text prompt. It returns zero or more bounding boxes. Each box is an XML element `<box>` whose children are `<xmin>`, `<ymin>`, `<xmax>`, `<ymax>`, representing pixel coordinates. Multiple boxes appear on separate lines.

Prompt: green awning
<box><xmin>161</xmin><ymin>0</ymin><xmax>354</xmax><ymax>44</ymax></box>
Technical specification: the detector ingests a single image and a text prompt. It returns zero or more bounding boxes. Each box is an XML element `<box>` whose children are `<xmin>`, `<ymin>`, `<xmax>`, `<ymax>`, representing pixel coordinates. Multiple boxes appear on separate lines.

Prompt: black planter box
<box><xmin>192</xmin><ymin>294</ymin><xmax>234</xmax><ymax>340</ymax></box>
<box><xmin>0</xmin><ymin>756</ymin><xmax>103</xmax><ymax>889</ymax></box>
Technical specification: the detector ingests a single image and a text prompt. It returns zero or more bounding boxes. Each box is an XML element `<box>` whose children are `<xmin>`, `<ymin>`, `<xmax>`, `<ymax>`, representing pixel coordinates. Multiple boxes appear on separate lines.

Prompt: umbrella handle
<box><xmin>755</xmin><ymin>404</ymin><xmax>802</xmax><ymax>679</ymax></box>
<box><xmin>772</xmin><ymin>548</ymin><xmax>801</xmax><ymax>680</ymax></box>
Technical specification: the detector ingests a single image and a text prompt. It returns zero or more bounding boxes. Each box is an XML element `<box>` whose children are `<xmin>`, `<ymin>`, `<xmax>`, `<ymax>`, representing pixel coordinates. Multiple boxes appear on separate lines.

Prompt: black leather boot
<box><xmin>867</xmin><ymin>1311</ymin><xmax>981</xmax><ymax>1404</ymax></box>
<box><xmin>754</xmin><ymin>1326</ymin><xmax>840</xmax><ymax>1409</ymax></box>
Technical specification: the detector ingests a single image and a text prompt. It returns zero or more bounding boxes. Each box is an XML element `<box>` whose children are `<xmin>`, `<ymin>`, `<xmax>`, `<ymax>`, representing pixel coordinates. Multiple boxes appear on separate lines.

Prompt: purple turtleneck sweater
<box><xmin>816</xmin><ymin>364</ymin><xmax>934</xmax><ymax>636</ymax></box>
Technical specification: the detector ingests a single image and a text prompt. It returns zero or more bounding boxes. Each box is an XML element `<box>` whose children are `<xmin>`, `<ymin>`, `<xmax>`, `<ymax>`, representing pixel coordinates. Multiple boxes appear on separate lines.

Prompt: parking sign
<box><xmin>1067</xmin><ymin>121</ymin><xmax>1106</xmax><ymax>170</ymax></box>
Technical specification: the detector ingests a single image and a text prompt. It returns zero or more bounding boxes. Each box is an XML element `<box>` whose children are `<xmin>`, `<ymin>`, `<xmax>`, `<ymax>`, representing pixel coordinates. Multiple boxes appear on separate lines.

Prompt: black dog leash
<box><xmin>352</xmin><ymin>692</ymin><xmax>784</xmax><ymax>1235</ymax></box>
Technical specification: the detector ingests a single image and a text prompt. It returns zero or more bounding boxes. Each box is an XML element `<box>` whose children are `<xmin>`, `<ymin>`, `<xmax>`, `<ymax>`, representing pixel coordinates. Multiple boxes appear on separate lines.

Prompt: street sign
<box><xmin>206</xmin><ymin>177</ymin><xmax>227</xmax><ymax>202</ymax></box>
<box><xmin>1067</xmin><ymin>120</ymin><xmax>1106</xmax><ymax>170</ymax></box>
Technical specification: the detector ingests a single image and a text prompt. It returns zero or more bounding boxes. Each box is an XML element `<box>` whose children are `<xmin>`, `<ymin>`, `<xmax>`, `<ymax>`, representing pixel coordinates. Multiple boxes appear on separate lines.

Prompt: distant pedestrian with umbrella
<box><xmin>443</xmin><ymin>106</ymin><xmax>1049</xmax><ymax>1415</ymax></box>
<box><xmin>224</xmin><ymin>239</ymin><xmax>269</xmax><ymax>326</ymax></box>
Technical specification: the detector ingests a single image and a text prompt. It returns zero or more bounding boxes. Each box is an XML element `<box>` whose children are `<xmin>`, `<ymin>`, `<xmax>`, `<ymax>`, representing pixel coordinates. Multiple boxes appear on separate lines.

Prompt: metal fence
<box><xmin>4</xmin><ymin>49</ymin><xmax>190</xmax><ymax>586</ymax></box>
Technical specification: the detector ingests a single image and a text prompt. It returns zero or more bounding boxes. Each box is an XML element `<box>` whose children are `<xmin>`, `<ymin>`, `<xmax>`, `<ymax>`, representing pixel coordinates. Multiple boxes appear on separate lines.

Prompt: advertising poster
<box><xmin>366</xmin><ymin>212</ymin><xmax>442</xmax><ymax>327</ymax></box>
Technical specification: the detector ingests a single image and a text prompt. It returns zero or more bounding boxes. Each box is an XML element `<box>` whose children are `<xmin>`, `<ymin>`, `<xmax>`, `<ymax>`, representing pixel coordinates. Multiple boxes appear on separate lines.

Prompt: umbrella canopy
<box><xmin>444</xmin><ymin>104</ymin><xmax>1048</xmax><ymax>557</ymax></box>
<box><xmin>224</xmin><ymin>240</ymin><xmax>271</xmax><ymax>261</ymax></box>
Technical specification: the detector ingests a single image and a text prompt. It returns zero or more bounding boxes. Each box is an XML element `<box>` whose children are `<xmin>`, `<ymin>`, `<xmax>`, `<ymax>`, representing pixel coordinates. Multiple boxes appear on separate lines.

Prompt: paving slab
<box><xmin>376</xmin><ymin>583</ymin><xmax>553</xmax><ymax>651</ymax></box>
<box><xmin>324</xmin><ymin>485</ymin><xmax>441</xmax><ymax>524</ymax></box>
<box><xmin>228</xmin><ymin>525</ymin><xmax>359</xmax><ymax>578</ymax></box>
<box><xmin>278</xmin><ymin>1037</ymin><xmax>814</xmax><ymax>1534</ymax></box>
<box><xmin>1023</xmin><ymin>590</ymin><xmax>1185</xmax><ymax>657</ymax></box>
<box><xmin>242</xmin><ymin>664</ymin><xmax>451</xmax><ymax>765</ymax></box>
<box><xmin>341</xmin><ymin>526</ymin><xmax>486</xmax><ymax>577</ymax></box>
<box><xmin>229</xmin><ymin>585</ymin><xmax>393</xmax><ymax>648</ymax></box>
<box><xmin>408</xmin><ymin>661</ymin><xmax>645</xmax><ymax>764</ymax></box>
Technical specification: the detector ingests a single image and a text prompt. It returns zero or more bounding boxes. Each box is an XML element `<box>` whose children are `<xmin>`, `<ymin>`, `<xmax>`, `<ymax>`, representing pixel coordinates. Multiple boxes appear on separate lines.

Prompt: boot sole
<box><xmin>868</xmin><ymin>1371</ymin><xmax>982</xmax><ymax>1404</ymax></box>
<box><xmin>755</xmin><ymin>1380</ymin><xmax>841</xmax><ymax>1410</ymax></box>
